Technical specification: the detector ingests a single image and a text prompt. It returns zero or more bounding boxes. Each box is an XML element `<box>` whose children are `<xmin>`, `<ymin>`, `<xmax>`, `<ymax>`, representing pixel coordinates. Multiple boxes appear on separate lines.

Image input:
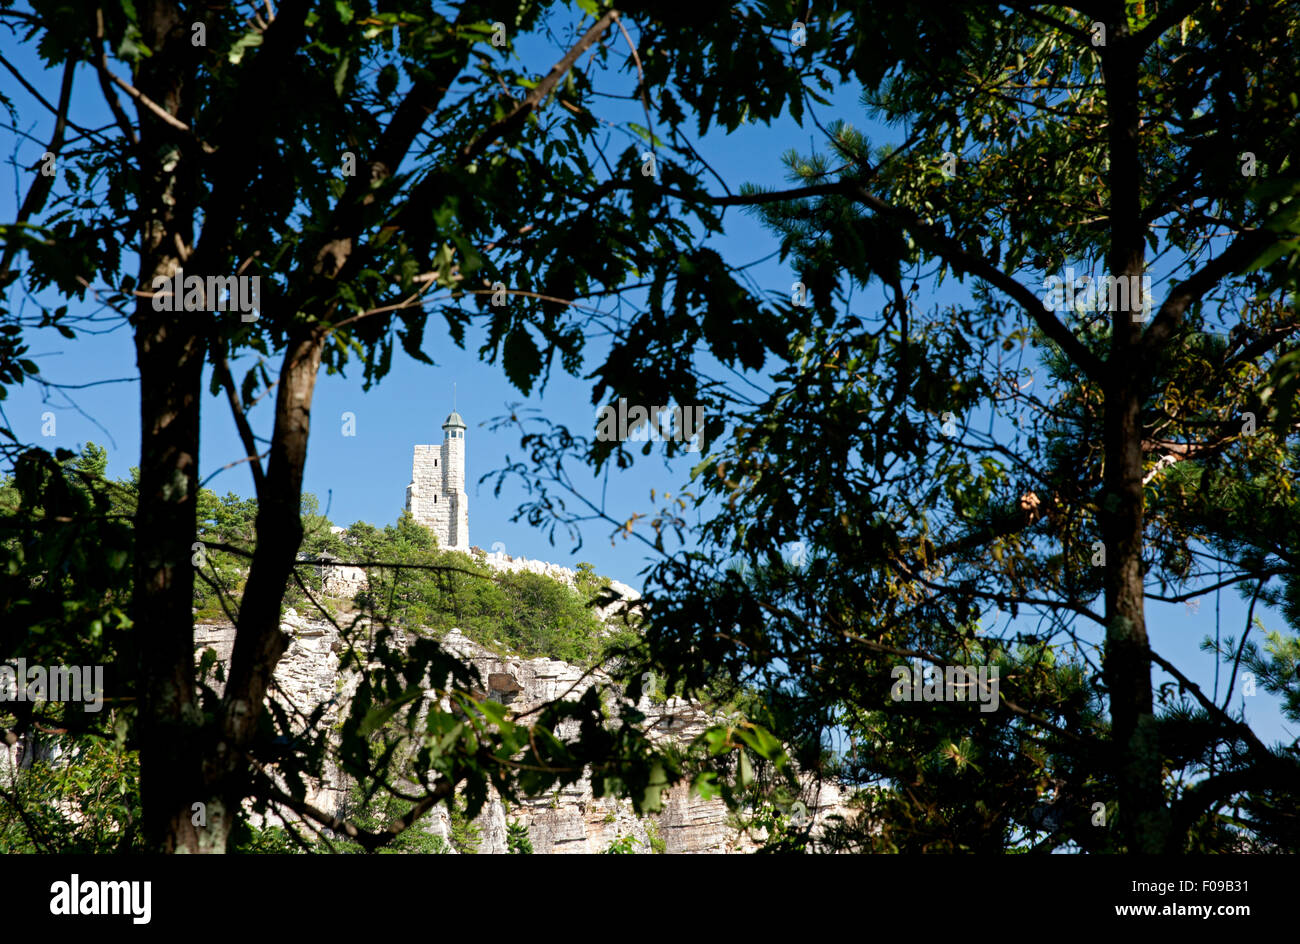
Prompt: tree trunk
<box><xmin>133</xmin><ymin>300</ymin><xmax>206</xmax><ymax>853</ymax></box>
<box><xmin>1099</xmin><ymin>20</ymin><xmax>1170</xmax><ymax>853</ymax></box>
<box><xmin>194</xmin><ymin>327</ymin><xmax>329</xmax><ymax>853</ymax></box>
<box><xmin>131</xmin><ymin>0</ymin><xmax>207</xmax><ymax>853</ymax></box>
<box><xmin>1100</xmin><ymin>378</ymin><xmax>1169</xmax><ymax>852</ymax></box>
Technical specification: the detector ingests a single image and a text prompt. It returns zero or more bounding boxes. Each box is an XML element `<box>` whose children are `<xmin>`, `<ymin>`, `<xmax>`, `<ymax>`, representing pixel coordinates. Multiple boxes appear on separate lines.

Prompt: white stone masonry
<box><xmin>405</xmin><ymin>410</ymin><xmax>469</xmax><ymax>551</ymax></box>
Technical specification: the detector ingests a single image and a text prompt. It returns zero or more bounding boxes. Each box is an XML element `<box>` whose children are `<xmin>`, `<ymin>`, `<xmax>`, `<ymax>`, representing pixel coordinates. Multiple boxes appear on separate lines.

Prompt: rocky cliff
<box><xmin>197</xmin><ymin>558</ymin><xmax>854</xmax><ymax>853</ymax></box>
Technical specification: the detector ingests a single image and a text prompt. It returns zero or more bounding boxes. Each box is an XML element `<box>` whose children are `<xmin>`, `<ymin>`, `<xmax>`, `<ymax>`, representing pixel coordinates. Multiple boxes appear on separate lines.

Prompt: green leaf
<box><xmin>228</xmin><ymin>30</ymin><xmax>263</xmax><ymax>65</ymax></box>
<box><xmin>639</xmin><ymin>761</ymin><xmax>669</xmax><ymax>812</ymax></box>
<box><xmin>692</xmin><ymin>771</ymin><xmax>721</xmax><ymax>802</ymax></box>
<box><xmin>477</xmin><ymin>699</ymin><xmax>508</xmax><ymax>725</ymax></box>
<box><xmin>502</xmin><ymin>326</ymin><xmax>542</xmax><ymax>395</ymax></box>
<box><xmin>628</xmin><ymin>123</ymin><xmax>664</xmax><ymax>148</ymax></box>
<box><xmin>735</xmin><ymin>724</ymin><xmax>781</xmax><ymax>760</ymax></box>
<box><xmin>334</xmin><ymin>54</ymin><xmax>351</xmax><ymax>97</ymax></box>
<box><xmin>358</xmin><ymin>686</ymin><xmax>423</xmax><ymax>736</ymax></box>
<box><xmin>737</xmin><ymin>748</ymin><xmax>753</xmax><ymax>787</ymax></box>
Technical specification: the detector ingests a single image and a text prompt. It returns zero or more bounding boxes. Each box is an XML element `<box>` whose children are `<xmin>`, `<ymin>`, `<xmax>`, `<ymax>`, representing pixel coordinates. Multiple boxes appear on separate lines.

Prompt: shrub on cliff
<box><xmin>350</xmin><ymin>513</ymin><xmax>616</xmax><ymax>665</ymax></box>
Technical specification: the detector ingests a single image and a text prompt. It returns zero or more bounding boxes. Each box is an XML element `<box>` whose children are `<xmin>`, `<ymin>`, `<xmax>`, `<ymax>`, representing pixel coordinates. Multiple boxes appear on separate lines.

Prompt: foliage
<box><xmin>3</xmin><ymin>0</ymin><xmax>844</xmax><ymax>851</ymax></box>
<box><xmin>349</xmin><ymin>513</ymin><xmax>618</xmax><ymax>665</ymax></box>
<box><xmin>0</xmin><ymin>445</ymin><xmax>659</xmax><ymax>852</ymax></box>
<box><xmin>0</xmin><ymin>444</ymin><xmax>133</xmax><ymax>683</ymax></box>
<box><xmin>328</xmin><ymin>782</ymin><xmax>450</xmax><ymax>855</ymax></box>
<box><xmin>506</xmin><ymin>819</ymin><xmax>533</xmax><ymax>854</ymax></box>
<box><xmin>496</xmin><ymin>1</ymin><xmax>1300</xmax><ymax>853</ymax></box>
<box><xmin>191</xmin><ymin>494</ymin><xmax>622</xmax><ymax>668</ymax></box>
<box><xmin>229</xmin><ymin>823</ymin><xmax>303</xmax><ymax>855</ymax></box>
<box><xmin>601</xmin><ymin>833</ymin><xmax>639</xmax><ymax>854</ymax></box>
<box><xmin>448</xmin><ymin>795</ymin><xmax>484</xmax><ymax>855</ymax></box>
<box><xmin>0</xmin><ymin>730</ymin><xmax>142</xmax><ymax>853</ymax></box>
<box><xmin>9</xmin><ymin>0</ymin><xmax>1298</xmax><ymax>855</ymax></box>
<box><xmin>644</xmin><ymin>818</ymin><xmax>665</xmax><ymax>854</ymax></box>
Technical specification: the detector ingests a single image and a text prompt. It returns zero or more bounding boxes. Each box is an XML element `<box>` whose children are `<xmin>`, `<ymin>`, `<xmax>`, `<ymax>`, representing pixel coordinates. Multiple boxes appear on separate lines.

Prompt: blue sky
<box><xmin>0</xmin><ymin>15</ymin><xmax>847</xmax><ymax>584</ymax></box>
<box><xmin>0</xmin><ymin>12</ymin><xmax>1292</xmax><ymax>747</ymax></box>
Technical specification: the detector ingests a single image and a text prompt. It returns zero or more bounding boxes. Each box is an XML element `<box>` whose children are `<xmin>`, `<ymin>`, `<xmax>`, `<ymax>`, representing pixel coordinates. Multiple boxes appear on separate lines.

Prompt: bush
<box><xmin>189</xmin><ymin>498</ymin><xmax>621</xmax><ymax>668</ymax></box>
<box><xmin>353</xmin><ymin>513</ymin><xmax>614</xmax><ymax>665</ymax></box>
<box><xmin>507</xmin><ymin>819</ymin><xmax>533</xmax><ymax>854</ymax></box>
<box><xmin>602</xmin><ymin>834</ymin><xmax>639</xmax><ymax>854</ymax></box>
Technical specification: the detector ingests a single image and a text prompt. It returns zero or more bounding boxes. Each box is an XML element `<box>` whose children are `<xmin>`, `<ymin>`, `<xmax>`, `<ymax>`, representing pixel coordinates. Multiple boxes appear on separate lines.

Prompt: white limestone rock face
<box><xmin>194</xmin><ymin>607</ymin><xmax>857</xmax><ymax>853</ymax></box>
<box><xmin>320</xmin><ymin>560</ymin><xmax>368</xmax><ymax>598</ymax></box>
<box><xmin>196</xmin><ymin>613</ymin><xmax>351</xmax><ymax>824</ymax></box>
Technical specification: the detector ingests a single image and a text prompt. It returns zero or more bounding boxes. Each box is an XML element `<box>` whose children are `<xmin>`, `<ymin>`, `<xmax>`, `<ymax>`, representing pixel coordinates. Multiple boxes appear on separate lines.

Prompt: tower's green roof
<box><xmin>443</xmin><ymin>411</ymin><xmax>466</xmax><ymax>428</ymax></box>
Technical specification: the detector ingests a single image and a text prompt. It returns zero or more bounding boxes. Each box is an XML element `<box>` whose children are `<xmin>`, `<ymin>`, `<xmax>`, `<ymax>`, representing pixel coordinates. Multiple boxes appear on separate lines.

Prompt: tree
<box><xmin>502</xmin><ymin>0</ymin><xmax>1300</xmax><ymax>852</ymax></box>
<box><xmin>2</xmin><ymin>0</ymin><xmax>840</xmax><ymax>851</ymax></box>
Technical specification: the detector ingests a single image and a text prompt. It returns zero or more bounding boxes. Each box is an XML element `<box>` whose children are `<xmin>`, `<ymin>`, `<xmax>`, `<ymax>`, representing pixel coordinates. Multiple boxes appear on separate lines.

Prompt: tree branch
<box><xmin>1141</xmin><ymin>231</ymin><xmax>1277</xmax><ymax>356</ymax></box>
<box><xmin>456</xmin><ymin>10</ymin><xmax>618</xmax><ymax>168</ymax></box>
<box><xmin>93</xmin><ymin>8</ymin><xmax>138</xmax><ymax>146</ymax></box>
<box><xmin>652</xmin><ymin>180</ymin><xmax>1107</xmax><ymax>380</ymax></box>
<box><xmin>252</xmin><ymin>771</ymin><xmax>451</xmax><ymax>852</ymax></box>
<box><xmin>212</xmin><ymin>350</ymin><xmax>267</xmax><ymax>499</ymax></box>
<box><xmin>1145</xmin><ymin>644</ymin><xmax>1277</xmax><ymax>765</ymax></box>
<box><xmin>0</xmin><ymin>58</ymin><xmax>75</xmax><ymax>282</ymax></box>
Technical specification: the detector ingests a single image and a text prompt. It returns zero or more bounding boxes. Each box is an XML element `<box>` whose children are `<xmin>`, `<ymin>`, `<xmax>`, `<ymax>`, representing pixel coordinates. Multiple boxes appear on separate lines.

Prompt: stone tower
<box><xmin>404</xmin><ymin>411</ymin><xmax>469</xmax><ymax>551</ymax></box>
